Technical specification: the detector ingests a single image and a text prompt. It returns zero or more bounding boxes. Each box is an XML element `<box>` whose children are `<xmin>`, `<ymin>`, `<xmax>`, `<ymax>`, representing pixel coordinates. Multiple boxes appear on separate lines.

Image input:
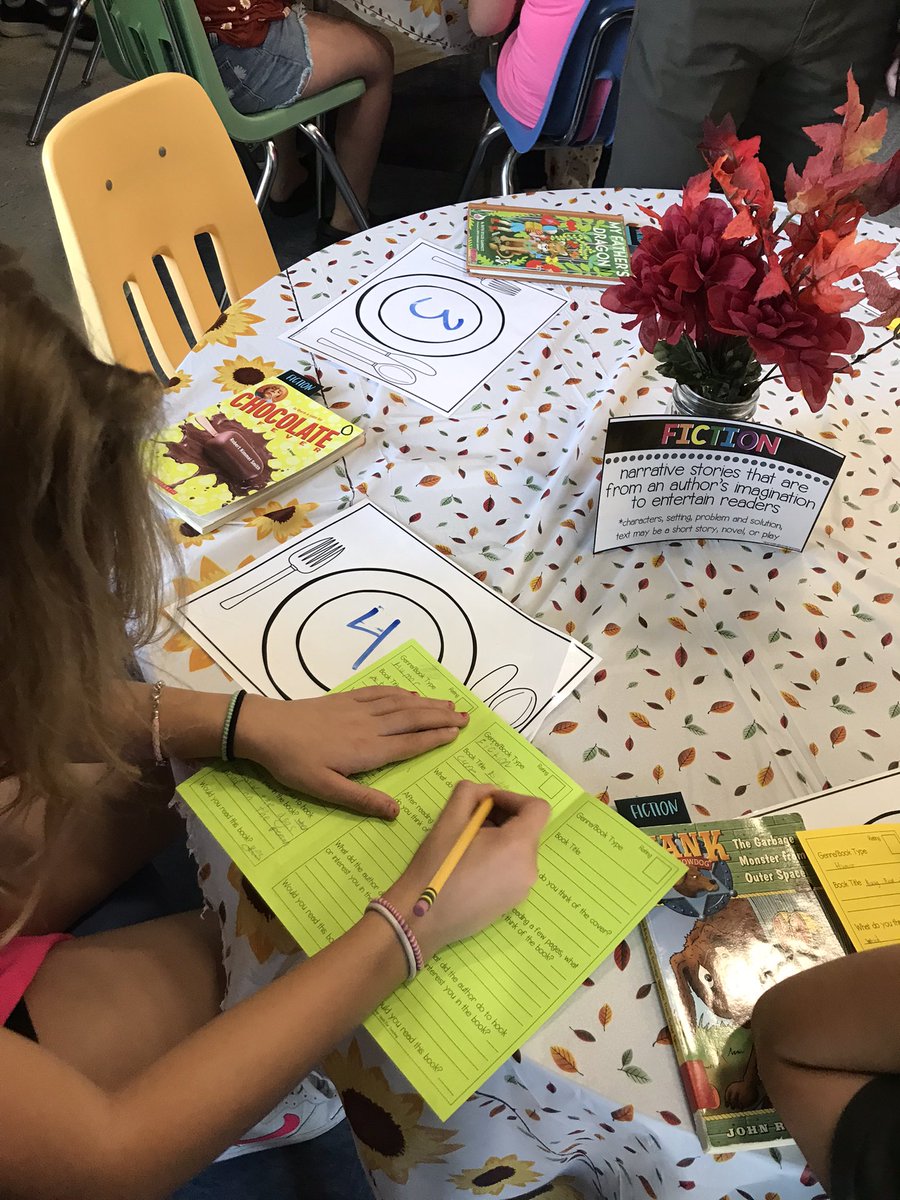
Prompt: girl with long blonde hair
<box><xmin>0</xmin><ymin>246</ymin><xmax>548</xmax><ymax>1200</ymax></box>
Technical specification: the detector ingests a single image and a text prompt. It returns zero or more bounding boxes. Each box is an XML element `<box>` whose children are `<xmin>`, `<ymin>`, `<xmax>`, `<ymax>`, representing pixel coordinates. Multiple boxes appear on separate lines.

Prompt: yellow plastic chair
<box><xmin>42</xmin><ymin>72</ymin><xmax>279</xmax><ymax>379</ymax></box>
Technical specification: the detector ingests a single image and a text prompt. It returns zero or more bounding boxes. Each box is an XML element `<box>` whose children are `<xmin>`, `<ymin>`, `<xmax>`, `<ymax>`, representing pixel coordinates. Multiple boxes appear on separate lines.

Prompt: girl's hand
<box><xmin>384</xmin><ymin>781</ymin><xmax>550</xmax><ymax>960</ymax></box>
<box><xmin>234</xmin><ymin>688</ymin><xmax>468</xmax><ymax>818</ymax></box>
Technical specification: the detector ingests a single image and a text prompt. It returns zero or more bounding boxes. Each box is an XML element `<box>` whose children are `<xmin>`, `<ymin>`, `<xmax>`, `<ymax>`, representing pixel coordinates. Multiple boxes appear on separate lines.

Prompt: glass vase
<box><xmin>670</xmin><ymin>380</ymin><xmax>759</xmax><ymax>422</ymax></box>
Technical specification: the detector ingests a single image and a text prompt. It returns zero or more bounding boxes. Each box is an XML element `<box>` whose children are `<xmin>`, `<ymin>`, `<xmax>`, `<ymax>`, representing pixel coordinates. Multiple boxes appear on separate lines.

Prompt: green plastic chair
<box><xmin>92</xmin><ymin>0</ymin><xmax>368</xmax><ymax>227</ymax></box>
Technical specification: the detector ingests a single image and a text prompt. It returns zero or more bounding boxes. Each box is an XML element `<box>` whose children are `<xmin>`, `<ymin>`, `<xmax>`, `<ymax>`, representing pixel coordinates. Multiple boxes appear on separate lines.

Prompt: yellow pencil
<box><xmin>413</xmin><ymin>796</ymin><xmax>494</xmax><ymax>916</ymax></box>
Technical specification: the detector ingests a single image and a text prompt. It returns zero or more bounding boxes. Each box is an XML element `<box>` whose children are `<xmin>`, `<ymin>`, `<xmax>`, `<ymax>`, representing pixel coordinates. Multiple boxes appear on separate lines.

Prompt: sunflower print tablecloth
<box><xmin>147</xmin><ymin>189</ymin><xmax>900</xmax><ymax>1199</ymax></box>
<box><xmin>338</xmin><ymin>0</ymin><xmax>477</xmax><ymax>53</ymax></box>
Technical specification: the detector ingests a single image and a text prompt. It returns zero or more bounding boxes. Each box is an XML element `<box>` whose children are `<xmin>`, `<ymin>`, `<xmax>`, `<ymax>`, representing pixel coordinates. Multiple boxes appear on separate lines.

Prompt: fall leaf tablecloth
<box><xmin>337</xmin><ymin>0</ymin><xmax>477</xmax><ymax>53</ymax></box>
<box><xmin>146</xmin><ymin>190</ymin><xmax>900</xmax><ymax>1199</ymax></box>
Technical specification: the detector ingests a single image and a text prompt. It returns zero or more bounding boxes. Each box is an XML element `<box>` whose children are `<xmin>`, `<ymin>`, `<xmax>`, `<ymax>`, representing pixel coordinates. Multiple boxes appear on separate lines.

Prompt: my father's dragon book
<box><xmin>466</xmin><ymin>202</ymin><xmax>635</xmax><ymax>286</ymax></box>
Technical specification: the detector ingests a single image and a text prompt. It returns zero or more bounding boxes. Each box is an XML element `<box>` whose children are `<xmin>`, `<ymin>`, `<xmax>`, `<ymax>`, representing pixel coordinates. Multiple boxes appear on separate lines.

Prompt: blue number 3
<box><xmin>408</xmin><ymin>296</ymin><xmax>464</xmax><ymax>331</ymax></box>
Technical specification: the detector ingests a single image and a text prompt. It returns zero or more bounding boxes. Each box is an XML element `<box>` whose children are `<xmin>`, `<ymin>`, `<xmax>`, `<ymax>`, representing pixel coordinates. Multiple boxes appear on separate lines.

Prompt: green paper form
<box><xmin>178</xmin><ymin>641</ymin><xmax>682</xmax><ymax>1119</ymax></box>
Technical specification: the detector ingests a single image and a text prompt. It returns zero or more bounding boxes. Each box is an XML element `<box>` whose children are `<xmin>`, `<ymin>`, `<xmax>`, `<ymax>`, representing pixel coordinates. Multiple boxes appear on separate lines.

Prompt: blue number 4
<box><xmin>347</xmin><ymin>606</ymin><xmax>401</xmax><ymax>670</ymax></box>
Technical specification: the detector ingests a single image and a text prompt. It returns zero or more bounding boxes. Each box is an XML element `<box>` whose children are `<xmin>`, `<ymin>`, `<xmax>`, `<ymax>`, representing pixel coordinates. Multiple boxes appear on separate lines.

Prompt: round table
<box><xmin>149</xmin><ymin>188</ymin><xmax>899</xmax><ymax>1199</ymax></box>
<box><xmin>336</xmin><ymin>0</ymin><xmax>477</xmax><ymax>54</ymax></box>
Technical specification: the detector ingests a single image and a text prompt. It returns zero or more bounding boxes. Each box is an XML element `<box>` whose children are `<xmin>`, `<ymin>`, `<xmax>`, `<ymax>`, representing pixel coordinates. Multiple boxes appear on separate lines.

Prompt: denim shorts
<box><xmin>209</xmin><ymin>7</ymin><xmax>314</xmax><ymax>114</ymax></box>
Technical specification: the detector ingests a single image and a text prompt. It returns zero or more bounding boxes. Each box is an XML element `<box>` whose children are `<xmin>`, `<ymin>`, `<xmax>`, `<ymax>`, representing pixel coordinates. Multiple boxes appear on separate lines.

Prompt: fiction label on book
<box><xmin>593</xmin><ymin>415</ymin><xmax>844</xmax><ymax>553</ymax></box>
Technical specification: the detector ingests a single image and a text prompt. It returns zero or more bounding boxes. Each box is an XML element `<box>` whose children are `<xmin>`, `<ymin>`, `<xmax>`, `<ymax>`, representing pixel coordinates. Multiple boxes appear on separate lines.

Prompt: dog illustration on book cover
<box><xmin>648</xmin><ymin>822</ymin><xmax>843</xmax><ymax>1114</ymax></box>
<box><xmin>670</xmin><ymin>894</ymin><xmax>834</xmax><ymax>1108</ymax></box>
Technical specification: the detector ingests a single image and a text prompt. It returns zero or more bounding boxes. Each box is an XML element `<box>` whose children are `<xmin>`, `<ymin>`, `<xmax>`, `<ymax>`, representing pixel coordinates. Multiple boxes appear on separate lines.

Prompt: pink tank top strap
<box><xmin>0</xmin><ymin>933</ymin><xmax>71</xmax><ymax>1025</ymax></box>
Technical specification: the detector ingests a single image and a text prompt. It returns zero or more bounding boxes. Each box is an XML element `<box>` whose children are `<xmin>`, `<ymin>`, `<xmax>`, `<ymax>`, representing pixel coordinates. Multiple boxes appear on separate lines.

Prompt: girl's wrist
<box><xmin>152</xmin><ymin>686</ymin><xmax>231</xmax><ymax>762</ymax></box>
<box><xmin>232</xmin><ymin>693</ymin><xmax>287</xmax><ymax>763</ymax></box>
<box><xmin>382</xmin><ymin>882</ymin><xmax>440</xmax><ymax>964</ymax></box>
<box><xmin>358</xmin><ymin>910</ymin><xmax>415</xmax><ymax>987</ymax></box>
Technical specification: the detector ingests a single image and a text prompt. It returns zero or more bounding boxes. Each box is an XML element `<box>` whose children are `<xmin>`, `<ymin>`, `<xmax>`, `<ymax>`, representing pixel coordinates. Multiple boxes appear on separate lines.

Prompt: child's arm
<box><xmin>467</xmin><ymin>0</ymin><xmax>520</xmax><ymax>39</ymax></box>
<box><xmin>93</xmin><ymin>682</ymin><xmax>470</xmax><ymax>818</ymax></box>
<box><xmin>3</xmin><ymin>684</ymin><xmax>468</xmax><ymax>932</ymax></box>
<box><xmin>753</xmin><ymin>945</ymin><xmax>900</xmax><ymax>1190</ymax></box>
<box><xmin>0</xmin><ymin>783</ymin><xmax>549</xmax><ymax>1200</ymax></box>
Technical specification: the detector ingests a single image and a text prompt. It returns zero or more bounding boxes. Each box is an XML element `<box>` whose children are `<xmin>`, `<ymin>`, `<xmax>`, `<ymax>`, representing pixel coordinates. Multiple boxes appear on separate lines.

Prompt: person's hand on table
<box><xmin>384</xmin><ymin>781</ymin><xmax>550</xmax><ymax>960</ymax></box>
<box><xmin>234</xmin><ymin>687</ymin><xmax>469</xmax><ymax>817</ymax></box>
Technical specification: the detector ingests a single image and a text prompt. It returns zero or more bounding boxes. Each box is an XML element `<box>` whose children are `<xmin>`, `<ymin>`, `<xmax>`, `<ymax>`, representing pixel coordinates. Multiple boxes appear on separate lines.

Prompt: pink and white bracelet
<box><xmin>365</xmin><ymin>897</ymin><xmax>424</xmax><ymax>982</ymax></box>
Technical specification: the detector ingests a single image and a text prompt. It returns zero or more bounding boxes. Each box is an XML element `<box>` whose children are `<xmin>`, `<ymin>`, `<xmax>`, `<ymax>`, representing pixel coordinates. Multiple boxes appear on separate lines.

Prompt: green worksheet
<box><xmin>178</xmin><ymin>641</ymin><xmax>682</xmax><ymax>1119</ymax></box>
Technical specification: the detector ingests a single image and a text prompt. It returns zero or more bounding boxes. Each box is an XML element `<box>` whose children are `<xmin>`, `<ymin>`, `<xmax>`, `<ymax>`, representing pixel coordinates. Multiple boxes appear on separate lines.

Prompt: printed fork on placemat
<box><xmin>486</xmin><ymin>279</ymin><xmax>521</xmax><ymax>296</ymax></box>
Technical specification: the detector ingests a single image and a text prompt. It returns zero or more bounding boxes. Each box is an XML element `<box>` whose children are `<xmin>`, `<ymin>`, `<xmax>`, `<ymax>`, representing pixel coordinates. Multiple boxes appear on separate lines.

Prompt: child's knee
<box><xmin>366</xmin><ymin>26</ymin><xmax>394</xmax><ymax>75</ymax></box>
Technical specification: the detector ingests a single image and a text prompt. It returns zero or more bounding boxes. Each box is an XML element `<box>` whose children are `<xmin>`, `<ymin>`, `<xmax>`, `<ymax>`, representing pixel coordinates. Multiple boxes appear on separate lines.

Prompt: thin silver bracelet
<box><xmin>150</xmin><ymin>680</ymin><xmax>168</xmax><ymax>766</ymax></box>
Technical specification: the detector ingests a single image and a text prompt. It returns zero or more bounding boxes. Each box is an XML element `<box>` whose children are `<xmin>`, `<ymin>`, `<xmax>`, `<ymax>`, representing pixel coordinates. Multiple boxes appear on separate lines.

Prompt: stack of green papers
<box><xmin>178</xmin><ymin>641</ymin><xmax>681</xmax><ymax>1118</ymax></box>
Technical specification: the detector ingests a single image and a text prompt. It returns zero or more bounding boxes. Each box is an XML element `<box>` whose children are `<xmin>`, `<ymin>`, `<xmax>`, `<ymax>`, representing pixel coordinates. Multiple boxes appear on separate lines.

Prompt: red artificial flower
<box><xmin>699</xmin><ymin>116</ymin><xmax>786</xmax><ymax>297</ymax></box>
<box><xmin>606</xmin><ymin>73</ymin><xmax>895</xmax><ymax>415</ymax></box>
<box><xmin>784</xmin><ymin>68</ymin><xmax>900</xmax><ymax>228</ymax></box>
<box><xmin>780</xmin><ymin>201</ymin><xmax>867</xmax><ymax>275</ymax></box>
<box><xmin>707</xmin><ymin>285</ymin><xmax>864</xmax><ymax>411</ymax></box>
<box><xmin>786</xmin><ymin>71</ymin><xmax>888</xmax><ymax>214</ymax></box>
<box><xmin>602</xmin><ymin>173</ymin><xmax>762</xmax><ymax>351</ymax></box>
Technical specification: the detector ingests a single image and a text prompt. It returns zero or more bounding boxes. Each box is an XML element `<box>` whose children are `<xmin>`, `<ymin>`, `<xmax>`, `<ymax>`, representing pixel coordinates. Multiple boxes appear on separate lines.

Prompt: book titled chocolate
<box><xmin>148</xmin><ymin>370</ymin><xmax>364</xmax><ymax>534</ymax></box>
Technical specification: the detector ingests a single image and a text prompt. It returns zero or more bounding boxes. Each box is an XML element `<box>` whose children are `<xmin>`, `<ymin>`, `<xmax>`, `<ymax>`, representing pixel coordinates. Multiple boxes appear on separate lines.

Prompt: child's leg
<box><xmin>271</xmin><ymin>130</ymin><xmax>311</xmax><ymax>203</ymax></box>
<box><xmin>753</xmin><ymin>945</ymin><xmax>900</xmax><ymax>1191</ymax></box>
<box><xmin>301</xmin><ymin>11</ymin><xmax>394</xmax><ymax>232</ymax></box>
<box><xmin>208</xmin><ymin>16</ymin><xmax>316</xmax><ymax>205</ymax></box>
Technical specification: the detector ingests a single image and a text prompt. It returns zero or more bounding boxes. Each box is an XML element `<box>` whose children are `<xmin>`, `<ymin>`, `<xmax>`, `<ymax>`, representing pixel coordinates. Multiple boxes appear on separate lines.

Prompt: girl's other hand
<box><xmin>234</xmin><ymin>687</ymin><xmax>468</xmax><ymax>817</ymax></box>
<box><xmin>385</xmin><ymin>781</ymin><xmax>550</xmax><ymax>960</ymax></box>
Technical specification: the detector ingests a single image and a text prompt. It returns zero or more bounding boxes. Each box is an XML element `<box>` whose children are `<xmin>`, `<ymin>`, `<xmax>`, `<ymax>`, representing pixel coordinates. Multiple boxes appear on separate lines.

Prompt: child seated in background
<box><xmin>197</xmin><ymin>0</ymin><xmax>393</xmax><ymax>239</ymax></box>
<box><xmin>753</xmin><ymin>945</ymin><xmax>900</xmax><ymax>1198</ymax></box>
<box><xmin>467</xmin><ymin>0</ymin><xmax>604</xmax><ymax>189</ymax></box>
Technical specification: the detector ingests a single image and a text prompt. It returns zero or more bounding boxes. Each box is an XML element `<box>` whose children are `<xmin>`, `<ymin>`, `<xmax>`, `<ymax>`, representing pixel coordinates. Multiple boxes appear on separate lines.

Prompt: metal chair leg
<box><xmin>81</xmin><ymin>38</ymin><xmax>102</xmax><ymax>86</ymax></box>
<box><xmin>26</xmin><ymin>0</ymin><xmax>89</xmax><ymax>145</ymax></box>
<box><xmin>220</xmin><ymin>140</ymin><xmax>275</xmax><ymax>302</ymax></box>
<box><xmin>459</xmin><ymin>117</ymin><xmax>506</xmax><ymax>202</ymax></box>
<box><xmin>254</xmin><ymin>139</ymin><xmax>278</xmax><ymax>210</ymax></box>
<box><xmin>297</xmin><ymin>121</ymin><xmax>369</xmax><ymax>233</ymax></box>
<box><xmin>499</xmin><ymin>146</ymin><xmax>519</xmax><ymax>196</ymax></box>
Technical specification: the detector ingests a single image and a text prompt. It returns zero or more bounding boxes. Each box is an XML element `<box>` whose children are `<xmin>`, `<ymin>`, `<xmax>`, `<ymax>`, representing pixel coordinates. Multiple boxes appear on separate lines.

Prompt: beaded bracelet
<box><xmin>150</xmin><ymin>680</ymin><xmax>168</xmax><ymax>767</ymax></box>
<box><xmin>221</xmin><ymin>689</ymin><xmax>247</xmax><ymax>762</ymax></box>
<box><xmin>366</xmin><ymin>897</ymin><xmax>424</xmax><ymax>982</ymax></box>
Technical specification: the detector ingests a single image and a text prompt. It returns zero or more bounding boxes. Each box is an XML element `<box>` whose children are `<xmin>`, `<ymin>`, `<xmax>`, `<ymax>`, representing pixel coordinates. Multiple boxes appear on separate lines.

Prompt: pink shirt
<box><xmin>496</xmin><ymin>0</ymin><xmax>586</xmax><ymax>129</ymax></box>
<box><xmin>0</xmin><ymin>934</ymin><xmax>70</xmax><ymax>1025</ymax></box>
